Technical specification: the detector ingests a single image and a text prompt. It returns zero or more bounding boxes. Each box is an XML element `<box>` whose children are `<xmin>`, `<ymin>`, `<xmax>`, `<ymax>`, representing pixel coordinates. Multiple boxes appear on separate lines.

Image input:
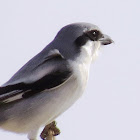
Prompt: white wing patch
<box><xmin>3</xmin><ymin>93</ymin><xmax>23</xmax><ymax>103</ymax></box>
<box><xmin>48</xmin><ymin>49</ymin><xmax>64</xmax><ymax>58</ymax></box>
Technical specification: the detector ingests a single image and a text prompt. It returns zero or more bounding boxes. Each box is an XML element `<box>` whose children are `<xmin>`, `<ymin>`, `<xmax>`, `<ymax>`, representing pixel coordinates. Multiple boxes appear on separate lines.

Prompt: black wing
<box><xmin>0</xmin><ymin>50</ymin><xmax>72</xmax><ymax>103</ymax></box>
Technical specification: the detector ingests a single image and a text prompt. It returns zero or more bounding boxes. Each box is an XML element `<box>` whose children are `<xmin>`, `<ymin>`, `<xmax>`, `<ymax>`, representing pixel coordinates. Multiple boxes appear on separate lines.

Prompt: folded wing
<box><xmin>0</xmin><ymin>50</ymin><xmax>72</xmax><ymax>103</ymax></box>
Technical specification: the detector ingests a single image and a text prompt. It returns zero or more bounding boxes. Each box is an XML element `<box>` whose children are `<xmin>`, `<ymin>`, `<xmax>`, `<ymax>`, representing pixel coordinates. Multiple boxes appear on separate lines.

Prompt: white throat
<box><xmin>69</xmin><ymin>40</ymin><xmax>101</xmax><ymax>88</ymax></box>
<box><xmin>77</xmin><ymin>40</ymin><xmax>101</xmax><ymax>65</ymax></box>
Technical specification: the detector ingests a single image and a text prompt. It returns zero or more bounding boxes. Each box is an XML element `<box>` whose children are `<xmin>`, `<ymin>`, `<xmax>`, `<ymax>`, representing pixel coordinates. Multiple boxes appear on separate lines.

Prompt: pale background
<box><xmin>0</xmin><ymin>0</ymin><xmax>140</xmax><ymax>140</ymax></box>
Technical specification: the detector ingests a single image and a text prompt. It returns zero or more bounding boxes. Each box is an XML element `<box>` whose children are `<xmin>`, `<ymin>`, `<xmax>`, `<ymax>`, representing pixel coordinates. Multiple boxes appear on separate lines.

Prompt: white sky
<box><xmin>0</xmin><ymin>0</ymin><xmax>140</xmax><ymax>140</ymax></box>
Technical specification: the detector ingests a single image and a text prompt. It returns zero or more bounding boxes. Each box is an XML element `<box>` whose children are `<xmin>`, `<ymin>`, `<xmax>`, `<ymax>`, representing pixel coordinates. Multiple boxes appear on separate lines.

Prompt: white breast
<box><xmin>69</xmin><ymin>40</ymin><xmax>101</xmax><ymax>88</ymax></box>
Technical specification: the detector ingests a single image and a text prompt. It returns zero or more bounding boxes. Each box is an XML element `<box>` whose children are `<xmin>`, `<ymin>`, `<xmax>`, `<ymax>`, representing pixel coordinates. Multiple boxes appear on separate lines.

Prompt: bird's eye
<box><xmin>92</xmin><ymin>31</ymin><xmax>97</xmax><ymax>35</ymax></box>
<box><xmin>86</xmin><ymin>30</ymin><xmax>102</xmax><ymax>41</ymax></box>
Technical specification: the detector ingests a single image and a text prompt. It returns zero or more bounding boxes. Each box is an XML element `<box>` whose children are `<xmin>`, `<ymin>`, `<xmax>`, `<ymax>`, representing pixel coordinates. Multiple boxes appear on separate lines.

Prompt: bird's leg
<box><xmin>40</xmin><ymin>121</ymin><xmax>60</xmax><ymax>140</ymax></box>
<box><xmin>28</xmin><ymin>128</ymin><xmax>39</xmax><ymax>140</ymax></box>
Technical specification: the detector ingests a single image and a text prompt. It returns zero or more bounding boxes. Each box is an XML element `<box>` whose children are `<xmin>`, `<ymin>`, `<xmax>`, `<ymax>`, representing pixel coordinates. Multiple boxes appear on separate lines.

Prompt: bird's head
<box><xmin>53</xmin><ymin>22</ymin><xmax>113</xmax><ymax>61</ymax></box>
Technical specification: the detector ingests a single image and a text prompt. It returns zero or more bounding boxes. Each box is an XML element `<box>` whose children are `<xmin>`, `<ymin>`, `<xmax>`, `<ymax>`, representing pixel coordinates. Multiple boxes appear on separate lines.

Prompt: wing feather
<box><xmin>0</xmin><ymin>50</ymin><xmax>72</xmax><ymax>103</ymax></box>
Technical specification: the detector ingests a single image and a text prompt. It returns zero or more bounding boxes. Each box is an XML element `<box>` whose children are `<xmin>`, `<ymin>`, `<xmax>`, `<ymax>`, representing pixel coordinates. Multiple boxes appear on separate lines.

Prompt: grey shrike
<box><xmin>0</xmin><ymin>23</ymin><xmax>113</xmax><ymax>140</ymax></box>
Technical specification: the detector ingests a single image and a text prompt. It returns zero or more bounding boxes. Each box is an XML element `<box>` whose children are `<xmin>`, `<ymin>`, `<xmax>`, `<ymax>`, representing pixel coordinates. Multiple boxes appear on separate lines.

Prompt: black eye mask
<box><xmin>74</xmin><ymin>30</ymin><xmax>103</xmax><ymax>47</ymax></box>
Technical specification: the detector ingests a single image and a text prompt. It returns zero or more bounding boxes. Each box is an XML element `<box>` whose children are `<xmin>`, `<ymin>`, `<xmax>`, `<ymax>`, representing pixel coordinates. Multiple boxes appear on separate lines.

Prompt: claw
<box><xmin>40</xmin><ymin>121</ymin><xmax>60</xmax><ymax>140</ymax></box>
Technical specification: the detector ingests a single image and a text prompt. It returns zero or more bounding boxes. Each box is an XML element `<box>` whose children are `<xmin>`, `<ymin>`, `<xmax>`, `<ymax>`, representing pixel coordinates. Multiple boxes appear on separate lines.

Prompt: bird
<box><xmin>0</xmin><ymin>22</ymin><xmax>113</xmax><ymax>140</ymax></box>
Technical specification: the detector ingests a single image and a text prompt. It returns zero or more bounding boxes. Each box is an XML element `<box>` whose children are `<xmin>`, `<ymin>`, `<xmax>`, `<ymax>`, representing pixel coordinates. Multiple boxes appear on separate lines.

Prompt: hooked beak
<box><xmin>99</xmin><ymin>34</ymin><xmax>114</xmax><ymax>45</ymax></box>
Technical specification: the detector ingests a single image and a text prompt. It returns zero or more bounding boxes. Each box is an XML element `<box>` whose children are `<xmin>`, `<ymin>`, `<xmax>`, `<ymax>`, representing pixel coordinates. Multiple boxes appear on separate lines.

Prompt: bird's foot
<box><xmin>40</xmin><ymin>121</ymin><xmax>60</xmax><ymax>140</ymax></box>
